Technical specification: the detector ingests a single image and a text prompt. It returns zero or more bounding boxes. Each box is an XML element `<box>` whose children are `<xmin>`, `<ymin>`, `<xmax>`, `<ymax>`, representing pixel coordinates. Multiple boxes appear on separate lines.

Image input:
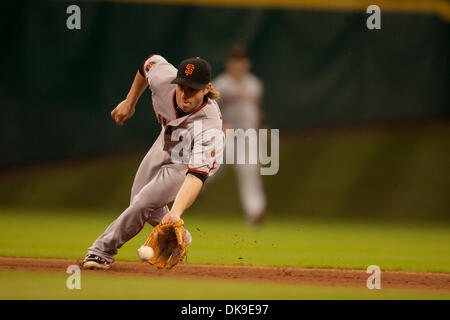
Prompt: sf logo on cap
<box><xmin>185</xmin><ymin>64</ymin><xmax>195</xmax><ymax>76</ymax></box>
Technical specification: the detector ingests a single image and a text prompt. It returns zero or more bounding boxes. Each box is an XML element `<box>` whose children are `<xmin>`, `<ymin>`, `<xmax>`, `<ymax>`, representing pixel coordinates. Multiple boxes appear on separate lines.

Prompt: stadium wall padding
<box><xmin>1</xmin><ymin>1</ymin><xmax>448</xmax><ymax>166</ymax></box>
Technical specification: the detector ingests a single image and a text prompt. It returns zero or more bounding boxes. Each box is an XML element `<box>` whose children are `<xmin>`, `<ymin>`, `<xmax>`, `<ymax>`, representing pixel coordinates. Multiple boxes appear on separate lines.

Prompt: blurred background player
<box><xmin>213</xmin><ymin>45</ymin><xmax>267</xmax><ymax>227</ymax></box>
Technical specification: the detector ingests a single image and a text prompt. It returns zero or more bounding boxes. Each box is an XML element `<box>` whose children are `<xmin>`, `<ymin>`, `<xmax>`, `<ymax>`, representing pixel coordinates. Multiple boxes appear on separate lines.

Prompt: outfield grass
<box><xmin>1</xmin><ymin>125</ymin><xmax>448</xmax><ymax>300</ymax></box>
<box><xmin>0</xmin><ymin>208</ymin><xmax>449</xmax><ymax>272</ymax></box>
<box><xmin>1</xmin><ymin>125</ymin><xmax>449</xmax><ymax>222</ymax></box>
<box><xmin>1</xmin><ymin>270</ymin><xmax>449</xmax><ymax>300</ymax></box>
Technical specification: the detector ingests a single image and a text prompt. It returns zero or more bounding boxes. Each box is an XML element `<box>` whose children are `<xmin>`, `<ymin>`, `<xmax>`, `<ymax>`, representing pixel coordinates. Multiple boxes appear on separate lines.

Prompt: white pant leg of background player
<box><xmin>233</xmin><ymin>119</ymin><xmax>266</xmax><ymax>221</ymax></box>
<box><xmin>234</xmin><ymin>163</ymin><xmax>266</xmax><ymax>220</ymax></box>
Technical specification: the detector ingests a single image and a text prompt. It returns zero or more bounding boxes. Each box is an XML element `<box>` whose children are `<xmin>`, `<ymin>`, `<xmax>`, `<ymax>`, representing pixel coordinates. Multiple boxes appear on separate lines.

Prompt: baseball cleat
<box><xmin>81</xmin><ymin>254</ymin><xmax>111</xmax><ymax>270</ymax></box>
<box><xmin>247</xmin><ymin>211</ymin><xmax>267</xmax><ymax>228</ymax></box>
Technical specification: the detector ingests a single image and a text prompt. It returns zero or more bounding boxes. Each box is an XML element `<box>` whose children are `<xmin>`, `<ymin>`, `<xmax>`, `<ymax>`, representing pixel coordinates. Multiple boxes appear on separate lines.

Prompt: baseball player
<box><xmin>81</xmin><ymin>55</ymin><xmax>223</xmax><ymax>269</ymax></box>
<box><xmin>212</xmin><ymin>45</ymin><xmax>266</xmax><ymax>227</ymax></box>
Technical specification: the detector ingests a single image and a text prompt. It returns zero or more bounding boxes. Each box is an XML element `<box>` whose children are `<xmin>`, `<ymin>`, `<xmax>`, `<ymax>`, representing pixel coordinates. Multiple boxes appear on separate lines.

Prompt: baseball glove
<box><xmin>144</xmin><ymin>219</ymin><xmax>188</xmax><ymax>269</ymax></box>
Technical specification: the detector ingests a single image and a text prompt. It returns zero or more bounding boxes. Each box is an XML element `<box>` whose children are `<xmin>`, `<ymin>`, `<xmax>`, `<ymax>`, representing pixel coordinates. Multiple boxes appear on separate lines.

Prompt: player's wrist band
<box><xmin>186</xmin><ymin>170</ymin><xmax>207</xmax><ymax>184</ymax></box>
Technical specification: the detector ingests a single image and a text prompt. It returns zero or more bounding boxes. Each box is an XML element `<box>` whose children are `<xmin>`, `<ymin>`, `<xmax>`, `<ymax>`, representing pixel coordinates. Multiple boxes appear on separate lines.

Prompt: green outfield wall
<box><xmin>1</xmin><ymin>1</ymin><xmax>448</xmax><ymax>166</ymax></box>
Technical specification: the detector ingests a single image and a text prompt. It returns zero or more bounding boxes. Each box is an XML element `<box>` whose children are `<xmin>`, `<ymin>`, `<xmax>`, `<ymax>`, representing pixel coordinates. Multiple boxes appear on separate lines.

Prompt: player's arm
<box><xmin>111</xmin><ymin>71</ymin><xmax>148</xmax><ymax>126</ymax></box>
<box><xmin>162</xmin><ymin>124</ymin><xmax>222</xmax><ymax>224</ymax></box>
<box><xmin>161</xmin><ymin>174</ymin><xmax>204</xmax><ymax>224</ymax></box>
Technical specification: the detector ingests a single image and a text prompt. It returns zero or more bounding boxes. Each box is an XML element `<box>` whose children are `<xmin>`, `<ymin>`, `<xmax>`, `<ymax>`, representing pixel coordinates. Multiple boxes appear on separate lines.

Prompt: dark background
<box><xmin>0</xmin><ymin>0</ymin><xmax>448</xmax><ymax>222</ymax></box>
<box><xmin>2</xmin><ymin>0</ymin><xmax>448</xmax><ymax>166</ymax></box>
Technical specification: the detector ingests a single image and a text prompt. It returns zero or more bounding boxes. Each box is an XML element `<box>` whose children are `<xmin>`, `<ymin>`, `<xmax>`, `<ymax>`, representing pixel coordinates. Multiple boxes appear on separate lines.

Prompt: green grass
<box><xmin>0</xmin><ymin>125</ymin><xmax>449</xmax><ymax>222</ymax></box>
<box><xmin>1</xmin><ymin>270</ymin><xmax>449</xmax><ymax>300</ymax></box>
<box><xmin>1</xmin><ymin>125</ymin><xmax>449</xmax><ymax>299</ymax></box>
<box><xmin>0</xmin><ymin>208</ymin><xmax>449</xmax><ymax>272</ymax></box>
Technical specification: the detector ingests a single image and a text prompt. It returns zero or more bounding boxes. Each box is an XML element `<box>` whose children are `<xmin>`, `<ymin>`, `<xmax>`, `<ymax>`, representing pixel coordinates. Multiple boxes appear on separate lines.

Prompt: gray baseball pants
<box><xmin>87</xmin><ymin>129</ymin><xmax>191</xmax><ymax>263</ymax></box>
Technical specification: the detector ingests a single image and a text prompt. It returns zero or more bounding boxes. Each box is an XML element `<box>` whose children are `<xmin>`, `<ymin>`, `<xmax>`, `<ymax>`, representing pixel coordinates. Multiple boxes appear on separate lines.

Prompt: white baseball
<box><xmin>137</xmin><ymin>245</ymin><xmax>154</xmax><ymax>261</ymax></box>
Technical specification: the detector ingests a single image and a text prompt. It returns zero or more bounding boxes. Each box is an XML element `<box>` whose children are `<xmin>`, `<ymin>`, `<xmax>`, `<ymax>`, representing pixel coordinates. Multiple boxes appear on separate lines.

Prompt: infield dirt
<box><xmin>1</xmin><ymin>257</ymin><xmax>449</xmax><ymax>292</ymax></box>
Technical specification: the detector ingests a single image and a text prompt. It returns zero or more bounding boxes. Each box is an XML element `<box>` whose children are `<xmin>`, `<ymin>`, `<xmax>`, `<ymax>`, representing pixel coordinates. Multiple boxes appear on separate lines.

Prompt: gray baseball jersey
<box><xmin>87</xmin><ymin>55</ymin><xmax>223</xmax><ymax>263</ymax></box>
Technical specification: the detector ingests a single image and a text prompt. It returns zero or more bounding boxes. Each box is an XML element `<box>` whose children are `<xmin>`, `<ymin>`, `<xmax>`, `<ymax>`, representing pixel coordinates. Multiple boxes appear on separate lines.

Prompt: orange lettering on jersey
<box><xmin>146</xmin><ymin>62</ymin><xmax>153</xmax><ymax>72</ymax></box>
<box><xmin>185</xmin><ymin>64</ymin><xmax>195</xmax><ymax>76</ymax></box>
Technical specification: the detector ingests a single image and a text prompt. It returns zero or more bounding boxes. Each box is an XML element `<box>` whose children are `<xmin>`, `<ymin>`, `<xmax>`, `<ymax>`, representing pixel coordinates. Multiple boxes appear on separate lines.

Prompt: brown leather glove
<box><xmin>144</xmin><ymin>219</ymin><xmax>188</xmax><ymax>269</ymax></box>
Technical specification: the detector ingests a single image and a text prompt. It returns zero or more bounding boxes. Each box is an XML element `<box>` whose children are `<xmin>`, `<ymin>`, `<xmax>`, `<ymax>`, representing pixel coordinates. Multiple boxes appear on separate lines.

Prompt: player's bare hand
<box><xmin>111</xmin><ymin>99</ymin><xmax>135</xmax><ymax>126</ymax></box>
<box><xmin>161</xmin><ymin>212</ymin><xmax>181</xmax><ymax>224</ymax></box>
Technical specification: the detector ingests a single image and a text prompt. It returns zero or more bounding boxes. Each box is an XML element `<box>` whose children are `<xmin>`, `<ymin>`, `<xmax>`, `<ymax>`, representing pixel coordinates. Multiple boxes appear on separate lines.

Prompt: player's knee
<box><xmin>130</xmin><ymin>193</ymin><xmax>142</xmax><ymax>207</ymax></box>
<box><xmin>130</xmin><ymin>188</ymin><xmax>138</xmax><ymax>205</ymax></box>
<box><xmin>131</xmin><ymin>193</ymin><xmax>152</xmax><ymax>211</ymax></box>
<box><xmin>128</xmin><ymin>196</ymin><xmax>151</xmax><ymax>220</ymax></box>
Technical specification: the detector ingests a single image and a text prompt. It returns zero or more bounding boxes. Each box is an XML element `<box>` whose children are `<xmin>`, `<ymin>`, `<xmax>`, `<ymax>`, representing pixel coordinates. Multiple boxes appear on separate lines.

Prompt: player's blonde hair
<box><xmin>207</xmin><ymin>85</ymin><xmax>220</xmax><ymax>100</ymax></box>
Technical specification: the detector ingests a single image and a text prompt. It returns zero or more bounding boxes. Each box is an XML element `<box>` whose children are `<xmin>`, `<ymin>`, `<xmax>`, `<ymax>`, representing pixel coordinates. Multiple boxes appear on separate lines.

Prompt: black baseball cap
<box><xmin>171</xmin><ymin>57</ymin><xmax>211</xmax><ymax>90</ymax></box>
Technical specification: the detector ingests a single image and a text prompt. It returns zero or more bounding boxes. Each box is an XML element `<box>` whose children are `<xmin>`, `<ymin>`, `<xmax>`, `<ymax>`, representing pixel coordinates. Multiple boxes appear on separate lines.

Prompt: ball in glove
<box><xmin>137</xmin><ymin>245</ymin><xmax>154</xmax><ymax>261</ymax></box>
<box><xmin>143</xmin><ymin>219</ymin><xmax>188</xmax><ymax>269</ymax></box>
